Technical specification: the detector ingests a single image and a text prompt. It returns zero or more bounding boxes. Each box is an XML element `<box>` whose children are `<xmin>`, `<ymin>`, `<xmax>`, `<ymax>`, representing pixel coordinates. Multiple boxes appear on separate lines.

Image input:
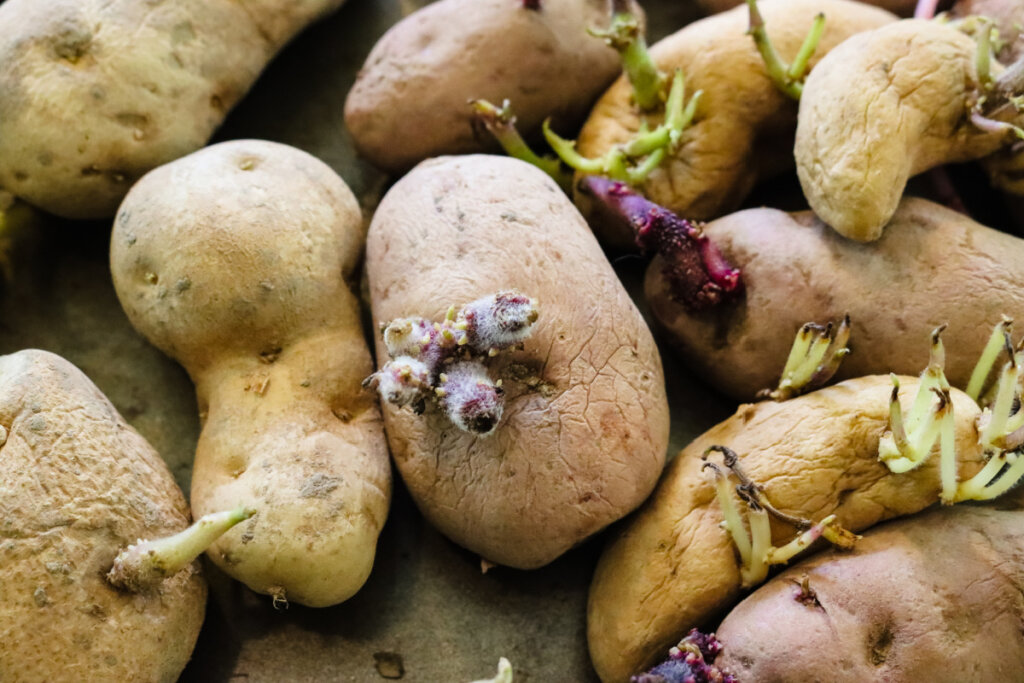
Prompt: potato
<box><xmin>647</xmin><ymin>197</ymin><xmax>1024</xmax><ymax>401</ymax></box>
<box><xmin>0</xmin><ymin>0</ymin><xmax>343</xmax><ymax>220</ymax></box>
<box><xmin>366</xmin><ymin>154</ymin><xmax>669</xmax><ymax>569</ymax></box>
<box><xmin>0</xmin><ymin>349</ymin><xmax>205</xmax><ymax>682</ymax></box>
<box><xmin>715</xmin><ymin>502</ymin><xmax>1024</xmax><ymax>681</ymax></box>
<box><xmin>587</xmin><ymin>375</ymin><xmax>987</xmax><ymax>683</ymax></box>
<box><xmin>795</xmin><ymin>19</ymin><xmax>1020</xmax><ymax>241</ymax></box>
<box><xmin>696</xmin><ymin>0</ymin><xmax>918</xmax><ymax>17</ymax></box>
<box><xmin>575</xmin><ymin>0</ymin><xmax>895</xmax><ymax>248</ymax></box>
<box><xmin>344</xmin><ymin>0</ymin><xmax>640</xmax><ymax>173</ymax></box>
<box><xmin>953</xmin><ymin>0</ymin><xmax>1024</xmax><ymax>62</ymax></box>
<box><xmin>110</xmin><ymin>139</ymin><xmax>390</xmax><ymax>608</ymax></box>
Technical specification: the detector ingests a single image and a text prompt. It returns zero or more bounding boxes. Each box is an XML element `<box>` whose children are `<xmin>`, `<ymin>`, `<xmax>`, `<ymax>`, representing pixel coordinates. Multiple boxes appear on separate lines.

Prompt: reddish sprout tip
<box><xmin>580</xmin><ymin>176</ymin><xmax>743</xmax><ymax>311</ymax></box>
<box><xmin>630</xmin><ymin>630</ymin><xmax>737</xmax><ymax>683</ymax></box>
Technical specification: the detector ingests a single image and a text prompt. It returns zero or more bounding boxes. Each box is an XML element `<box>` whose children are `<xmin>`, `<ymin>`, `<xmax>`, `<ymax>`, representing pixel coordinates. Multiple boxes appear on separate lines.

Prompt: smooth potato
<box><xmin>0</xmin><ymin>0</ymin><xmax>343</xmax><ymax>219</ymax></box>
<box><xmin>344</xmin><ymin>0</ymin><xmax>640</xmax><ymax>173</ymax></box>
<box><xmin>587</xmin><ymin>375</ymin><xmax>987</xmax><ymax>683</ymax></box>
<box><xmin>0</xmin><ymin>349</ymin><xmax>205</xmax><ymax>682</ymax></box>
<box><xmin>366</xmin><ymin>154</ymin><xmax>670</xmax><ymax>569</ymax></box>
<box><xmin>647</xmin><ymin>197</ymin><xmax>1024</xmax><ymax>401</ymax></box>
<box><xmin>717</xmin><ymin>502</ymin><xmax>1024</xmax><ymax>681</ymax></box>
<box><xmin>110</xmin><ymin>140</ymin><xmax>390</xmax><ymax>607</ymax></box>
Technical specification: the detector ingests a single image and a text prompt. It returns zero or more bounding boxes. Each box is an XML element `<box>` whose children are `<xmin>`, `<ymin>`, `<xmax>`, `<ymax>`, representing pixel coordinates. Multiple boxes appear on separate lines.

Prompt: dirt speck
<box><xmin>299</xmin><ymin>473</ymin><xmax>340</xmax><ymax>499</ymax></box>
<box><xmin>373</xmin><ymin>652</ymin><xmax>405</xmax><ymax>679</ymax></box>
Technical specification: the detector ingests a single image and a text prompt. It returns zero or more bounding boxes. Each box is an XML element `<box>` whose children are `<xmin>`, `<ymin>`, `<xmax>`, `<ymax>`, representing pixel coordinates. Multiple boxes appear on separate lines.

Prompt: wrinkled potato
<box><xmin>716</xmin><ymin>502</ymin><xmax>1024</xmax><ymax>681</ymax></box>
<box><xmin>0</xmin><ymin>349</ymin><xmax>205</xmax><ymax>682</ymax></box>
<box><xmin>647</xmin><ymin>197</ymin><xmax>1024</xmax><ymax>401</ymax></box>
<box><xmin>0</xmin><ymin>0</ymin><xmax>343</xmax><ymax>219</ymax></box>
<box><xmin>110</xmin><ymin>140</ymin><xmax>390</xmax><ymax>608</ymax></box>
<box><xmin>795</xmin><ymin>19</ymin><xmax>1021</xmax><ymax>241</ymax></box>
<box><xmin>366</xmin><ymin>154</ymin><xmax>669</xmax><ymax>569</ymax></box>
<box><xmin>344</xmin><ymin>0</ymin><xmax>639</xmax><ymax>173</ymax></box>
<box><xmin>576</xmin><ymin>0</ymin><xmax>895</xmax><ymax>248</ymax></box>
<box><xmin>587</xmin><ymin>375</ymin><xmax>986</xmax><ymax>683</ymax></box>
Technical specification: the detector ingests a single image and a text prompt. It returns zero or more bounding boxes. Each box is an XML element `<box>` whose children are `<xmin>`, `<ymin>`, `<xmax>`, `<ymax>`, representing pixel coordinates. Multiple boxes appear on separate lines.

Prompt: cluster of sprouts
<box><xmin>757</xmin><ymin>316</ymin><xmax>850</xmax><ymax>401</ymax></box>
<box><xmin>630</xmin><ymin>629</ymin><xmax>736</xmax><ymax>683</ymax></box>
<box><xmin>365</xmin><ymin>291</ymin><xmax>539</xmax><ymax>436</ymax></box>
<box><xmin>745</xmin><ymin>0</ymin><xmax>825</xmax><ymax>100</ymax></box>
<box><xmin>702</xmin><ymin>446</ymin><xmax>858</xmax><ymax>588</ymax></box>
<box><xmin>879</xmin><ymin>319</ymin><xmax>1024</xmax><ymax>503</ymax></box>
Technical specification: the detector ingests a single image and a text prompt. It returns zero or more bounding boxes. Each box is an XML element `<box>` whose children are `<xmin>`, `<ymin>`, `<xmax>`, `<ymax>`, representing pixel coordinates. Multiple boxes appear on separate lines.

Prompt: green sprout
<box><xmin>759</xmin><ymin>315</ymin><xmax>850</xmax><ymax>401</ymax></box>
<box><xmin>470</xmin><ymin>99</ymin><xmax>571</xmax><ymax>190</ymax></box>
<box><xmin>589</xmin><ymin>7</ymin><xmax>665</xmax><ymax>111</ymax></box>
<box><xmin>746</xmin><ymin>0</ymin><xmax>825</xmax><ymax>100</ymax></box>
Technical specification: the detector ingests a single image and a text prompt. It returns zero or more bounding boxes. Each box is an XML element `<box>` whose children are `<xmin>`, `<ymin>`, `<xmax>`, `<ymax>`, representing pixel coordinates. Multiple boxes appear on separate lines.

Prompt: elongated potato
<box><xmin>0</xmin><ymin>349</ymin><xmax>205</xmax><ymax>682</ymax></box>
<box><xmin>716</xmin><ymin>502</ymin><xmax>1024</xmax><ymax>682</ymax></box>
<box><xmin>576</xmin><ymin>0</ymin><xmax>895</xmax><ymax>248</ymax></box>
<box><xmin>366</xmin><ymin>155</ymin><xmax>669</xmax><ymax>568</ymax></box>
<box><xmin>344</xmin><ymin>0</ymin><xmax>640</xmax><ymax>173</ymax></box>
<box><xmin>795</xmin><ymin>20</ymin><xmax>1019</xmax><ymax>241</ymax></box>
<box><xmin>0</xmin><ymin>0</ymin><xmax>343</xmax><ymax>219</ymax></box>
<box><xmin>647</xmin><ymin>197</ymin><xmax>1024</xmax><ymax>401</ymax></box>
<box><xmin>587</xmin><ymin>375</ymin><xmax>986</xmax><ymax>683</ymax></box>
<box><xmin>110</xmin><ymin>140</ymin><xmax>390</xmax><ymax>607</ymax></box>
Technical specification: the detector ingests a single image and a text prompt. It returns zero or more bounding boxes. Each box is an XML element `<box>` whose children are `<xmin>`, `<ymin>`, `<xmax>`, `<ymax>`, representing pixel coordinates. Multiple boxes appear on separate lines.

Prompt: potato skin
<box><xmin>795</xmin><ymin>20</ymin><xmax>1010</xmax><ymax>241</ymax></box>
<box><xmin>696</xmin><ymin>0</ymin><xmax>917</xmax><ymax>17</ymax></box>
<box><xmin>647</xmin><ymin>197</ymin><xmax>1024</xmax><ymax>402</ymax></box>
<box><xmin>587</xmin><ymin>375</ymin><xmax>986</xmax><ymax>683</ymax></box>
<box><xmin>344</xmin><ymin>0</ymin><xmax>638</xmax><ymax>173</ymax></box>
<box><xmin>110</xmin><ymin>140</ymin><xmax>390</xmax><ymax>607</ymax></box>
<box><xmin>366</xmin><ymin>155</ymin><xmax>669</xmax><ymax>568</ymax></box>
<box><xmin>0</xmin><ymin>350</ymin><xmax>205</xmax><ymax>683</ymax></box>
<box><xmin>716</xmin><ymin>503</ymin><xmax>1024</xmax><ymax>682</ymax></box>
<box><xmin>0</xmin><ymin>0</ymin><xmax>343</xmax><ymax>220</ymax></box>
<box><xmin>576</xmin><ymin>0</ymin><xmax>895</xmax><ymax>248</ymax></box>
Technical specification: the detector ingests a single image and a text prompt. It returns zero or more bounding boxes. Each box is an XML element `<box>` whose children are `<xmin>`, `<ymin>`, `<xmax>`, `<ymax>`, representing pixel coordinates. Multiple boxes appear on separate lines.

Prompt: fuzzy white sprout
<box><xmin>878</xmin><ymin>319</ymin><xmax>1024</xmax><ymax>504</ymax></box>
<box><xmin>702</xmin><ymin>446</ymin><xmax>857</xmax><ymax>588</ymax></box>
<box><xmin>759</xmin><ymin>315</ymin><xmax>851</xmax><ymax>401</ymax></box>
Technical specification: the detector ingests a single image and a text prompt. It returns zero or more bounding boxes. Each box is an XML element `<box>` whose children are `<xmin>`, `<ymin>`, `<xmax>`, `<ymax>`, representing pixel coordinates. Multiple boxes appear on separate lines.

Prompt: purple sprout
<box><xmin>580</xmin><ymin>176</ymin><xmax>742</xmax><ymax>311</ymax></box>
<box><xmin>365</xmin><ymin>291</ymin><xmax>538</xmax><ymax>436</ymax></box>
<box><xmin>631</xmin><ymin>630</ymin><xmax>737</xmax><ymax>683</ymax></box>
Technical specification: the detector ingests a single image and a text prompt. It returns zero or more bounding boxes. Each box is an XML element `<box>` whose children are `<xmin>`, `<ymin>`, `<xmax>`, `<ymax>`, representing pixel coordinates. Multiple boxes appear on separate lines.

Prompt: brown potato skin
<box><xmin>110</xmin><ymin>140</ymin><xmax>390</xmax><ymax>608</ymax></box>
<box><xmin>696</xmin><ymin>0</ymin><xmax>917</xmax><ymax>17</ymax></box>
<box><xmin>366</xmin><ymin>154</ymin><xmax>669</xmax><ymax>569</ymax></box>
<box><xmin>647</xmin><ymin>197</ymin><xmax>1024</xmax><ymax>402</ymax></box>
<box><xmin>717</xmin><ymin>503</ymin><xmax>1024</xmax><ymax>682</ymax></box>
<box><xmin>344</xmin><ymin>0</ymin><xmax>639</xmax><ymax>173</ymax></box>
<box><xmin>576</xmin><ymin>0</ymin><xmax>895</xmax><ymax>249</ymax></box>
<box><xmin>0</xmin><ymin>350</ymin><xmax>205</xmax><ymax>683</ymax></box>
<box><xmin>795</xmin><ymin>20</ymin><xmax>1014</xmax><ymax>241</ymax></box>
<box><xmin>587</xmin><ymin>375</ymin><xmax>986</xmax><ymax>683</ymax></box>
<box><xmin>0</xmin><ymin>0</ymin><xmax>343</xmax><ymax>220</ymax></box>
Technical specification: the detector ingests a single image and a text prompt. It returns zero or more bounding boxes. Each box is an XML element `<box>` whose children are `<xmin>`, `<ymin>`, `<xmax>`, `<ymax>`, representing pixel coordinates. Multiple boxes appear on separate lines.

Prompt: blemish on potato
<box><xmin>238</xmin><ymin>157</ymin><xmax>258</xmax><ymax>171</ymax></box>
<box><xmin>868</xmin><ymin>622</ymin><xmax>895</xmax><ymax>665</ymax></box>
<box><xmin>32</xmin><ymin>587</ymin><xmax>48</xmax><ymax>607</ymax></box>
<box><xmin>174</xmin><ymin>277</ymin><xmax>191</xmax><ymax>293</ymax></box>
<box><xmin>28</xmin><ymin>415</ymin><xmax>46</xmax><ymax>432</ymax></box>
<box><xmin>144</xmin><ymin>272</ymin><xmax>158</xmax><ymax>285</ymax></box>
<box><xmin>258</xmin><ymin>347</ymin><xmax>281</xmax><ymax>364</ymax></box>
<box><xmin>299</xmin><ymin>473</ymin><xmax>341</xmax><ymax>499</ymax></box>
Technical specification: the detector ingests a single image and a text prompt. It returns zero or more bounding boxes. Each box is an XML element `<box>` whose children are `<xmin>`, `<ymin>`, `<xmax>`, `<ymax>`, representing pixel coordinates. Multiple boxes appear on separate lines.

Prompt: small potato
<box><xmin>344</xmin><ymin>0</ymin><xmax>640</xmax><ymax>173</ymax></box>
<box><xmin>795</xmin><ymin>20</ymin><xmax>1019</xmax><ymax>241</ymax></box>
<box><xmin>110</xmin><ymin>140</ymin><xmax>390</xmax><ymax>608</ymax></box>
<box><xmin>647</xmin><ymin>197</ymin><xmax>1024</xmax><ymax>401</ymax></box>
<box><xmin>0</xmin><ymin>0</ymin><xmax>343</xmax><ymax>219</ymax></box>
<box><xmin>576</xmin><ymin>0</ymin><xmax>895</xmax><ymax>248</ymax></box>
<box><xmin>587</xmin><ymin>375</ymin><xmax>986</xmax><ymax>683</ymax></box>
<box><xmin>716</xmin><ymin>503</ymin><xmax>1024</xmax><ymax>681</ymax></box>
<box><xmin>0</xmin><ymin>349</ymin><xmax>205</xmax><ymax>682</ymax></box>
<box><xmin>366</xmin><ymin>154</ymin><xmax>669</xmax><ymax>569</ymax></box>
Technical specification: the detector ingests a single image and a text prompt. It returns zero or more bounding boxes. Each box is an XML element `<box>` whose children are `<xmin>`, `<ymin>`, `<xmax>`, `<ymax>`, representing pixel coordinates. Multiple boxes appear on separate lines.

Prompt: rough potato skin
<box><xmin>587</xmin><ymin>375</ymin><xmax>987</xmax><ymax>683</ymax></box>
<box><xmin>110</xmin><ymin>140</ymin><xmax>390</xmax><ymax>608</ymax></box>
<box><xmin>344</xmin><ymin>0</ymin><xmax>640</xmax><ymax>173</ymax></box>
<box><xmin>646</xmin><ymin>197</ymin><xmax>1024</xmax><ymax>401</ymax></box>
<box><xmin>795</xmin><ymin>20</ymin><xmax>1014</xmax><ymax>241</ymax></box>
<box><xmin>366</xmin><ymin>155</ymin><xmax>669</xmax><ymax>568</ymax></box>
<box><xmin>576</xmin><ymin>0</ymin><xmax>895</xmax><ymax>248</ymax></box>
<box><xmin>716</xmin><ymin>503</ymin><xmax>1024</xmax><ymax>682</ymax></box>
<box><xmin>0</xmin><ymin>350</ymin><xmax>205</xmax><ymax>683</ymax></box>
<box><xmin>0</xmin><ymin>0</ymin><xmax>344</xmax><ymax>220</ymax></box>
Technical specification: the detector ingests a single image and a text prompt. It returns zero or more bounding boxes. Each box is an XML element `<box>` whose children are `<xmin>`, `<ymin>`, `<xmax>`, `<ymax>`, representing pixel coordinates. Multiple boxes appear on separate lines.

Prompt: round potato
<box><xmin>366</xmin><ymin>154</ymin><xmax>670</xmax><ymax>569</ymax></box>
<box><xmin>0</xmin><ymin>0</ymin><xmax>343</xmax><ymax>219</ymax></box>
<box><xmin>0</xmin><ymin>349</ymin><xmax>205</xmax><ymax>682</ymax></box>
<box><xmin>110</xmin><ymin>139</ymin><xmax>390</xmax><ymax>608</ymax></box>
